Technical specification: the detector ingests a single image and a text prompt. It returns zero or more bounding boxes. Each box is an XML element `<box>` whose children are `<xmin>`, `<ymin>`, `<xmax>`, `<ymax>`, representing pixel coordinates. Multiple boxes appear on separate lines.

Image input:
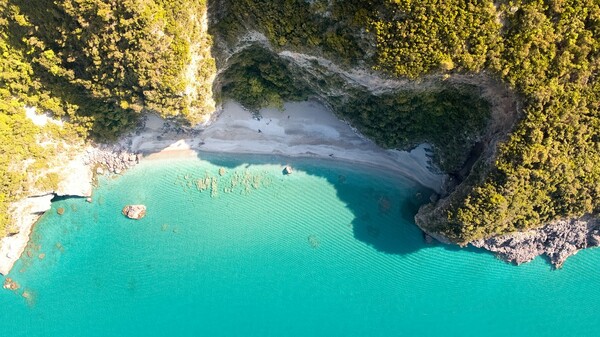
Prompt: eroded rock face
<box><xmin>470</xmin><ymin>215</ymin><xmax>600</xmax><ymax>268</ymax></box>
<box><xmin>0</xmin><ymin>194</ymin><xmax>55</xmax><ymax>275</ymax></box>
<box><xmin>122</xmin><ymin>205</ymin><xmax>147</xmax><ymax>220</ymax></box>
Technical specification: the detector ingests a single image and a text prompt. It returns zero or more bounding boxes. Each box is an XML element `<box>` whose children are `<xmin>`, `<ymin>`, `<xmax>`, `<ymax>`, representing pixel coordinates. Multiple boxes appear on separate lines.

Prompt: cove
<box><xmin>1</xmin><ymin>153</ymin><xmax>599</xmax><ymax>337</ymax></box>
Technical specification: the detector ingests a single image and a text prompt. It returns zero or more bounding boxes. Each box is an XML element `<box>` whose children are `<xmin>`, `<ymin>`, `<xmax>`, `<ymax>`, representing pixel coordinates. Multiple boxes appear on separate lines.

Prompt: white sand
<box><xmin>138</xmin><ymin>100</ymin><xmax>445</xmax><ymax>192</ymax></box>
<box><xmin>0</xmin><ymin>99</ymin><xmax>445</xmax><ymax>276</ymax></box>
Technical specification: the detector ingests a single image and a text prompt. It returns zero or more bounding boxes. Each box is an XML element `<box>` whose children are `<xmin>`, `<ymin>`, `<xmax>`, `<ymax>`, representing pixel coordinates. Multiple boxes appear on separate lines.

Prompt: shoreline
<box><xmin>138</xmin><ymin>100</ymin><xmax>445</xmax><ymax>192</ymax></box>
<box><xmin>146</xmin><ymin>146</ymin><xmax>436</xmax><ymax>190</ymax></box>
<box><xmin>0</xmin><ymin>99</ymin><xmax>444</xmax><ymax>276</ymax></box>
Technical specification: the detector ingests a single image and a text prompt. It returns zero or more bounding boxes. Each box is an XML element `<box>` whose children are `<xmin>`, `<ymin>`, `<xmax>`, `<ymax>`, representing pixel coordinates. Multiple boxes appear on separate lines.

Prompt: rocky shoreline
<box><xmin>1</xmin><ymin>100</ymin><xmax>446</xmax><ymax>276</ymax></box>
<box><xmin>0</xmin><ymin>144</ymin><xmax>142</xmax><ymax>275</ymax></box>
<box><xmin>84</xmin><ymin>146</ymin><xmax>141</xmax><ymax>176</ymax></box>
<box><xmin>470</xmin><ymin>215</ymin><xmax>600</xmax><ymax>268</ymax></box>
<box><xmin>2</xmin><ymin>97</ymin><xmax>597</xmax><ymax>276</ymax></box>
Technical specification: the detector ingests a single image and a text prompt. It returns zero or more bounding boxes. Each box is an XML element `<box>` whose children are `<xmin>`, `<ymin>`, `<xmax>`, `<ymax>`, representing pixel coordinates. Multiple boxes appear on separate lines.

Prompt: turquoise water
<box><xmin>1</xmin><ymin>154</ymin><xmax>600</xmax><ymax>337</ymax></box>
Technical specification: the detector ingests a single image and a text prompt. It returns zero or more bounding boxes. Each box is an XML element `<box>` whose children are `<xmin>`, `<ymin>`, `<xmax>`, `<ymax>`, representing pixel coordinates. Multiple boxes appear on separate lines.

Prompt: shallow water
<box><xmin>1</xmin><ymin>154</ymin><xmax>599</xmax><ymax>337</ymax></box>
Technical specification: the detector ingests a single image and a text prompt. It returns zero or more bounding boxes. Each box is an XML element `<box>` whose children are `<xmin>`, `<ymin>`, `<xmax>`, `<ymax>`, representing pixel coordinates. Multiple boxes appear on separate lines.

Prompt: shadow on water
<box><xmin>192</xmin><ymin>151</ymin><xmax>435</xmax><ymax>256</ymax></box>
<box><xmin>171</xmin><ymin>151</ymin><xmax>511</xmax><ymax>261</ymax></box>
<box><xmin>2</xmin><ymin>0</ymin><xmax>510</xmax><ymax>265</ymax></box>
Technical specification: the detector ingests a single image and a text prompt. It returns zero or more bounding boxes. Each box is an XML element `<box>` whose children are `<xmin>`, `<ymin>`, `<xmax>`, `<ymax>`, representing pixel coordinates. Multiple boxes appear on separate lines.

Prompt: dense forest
<box><xmin>0</xmin><ymin>0</ymin><xmax>598</xmax><ymax>244</ymax></box>
<box><xmin>0</xmin><ymin>0</ymin><xmax>214</xmax><ymax>234</ymax></box>
<box><xmin>216</xmin><ymin>0</ymin><xmax>599</xmax><ymax>243</ymax></box>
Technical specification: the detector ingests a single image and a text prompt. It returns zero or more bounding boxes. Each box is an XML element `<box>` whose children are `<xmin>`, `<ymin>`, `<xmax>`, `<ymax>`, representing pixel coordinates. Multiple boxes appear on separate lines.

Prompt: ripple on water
<box><xmin>1</xmin><ymin>154</ymin><xmax>600</xmax><ymax>337</ymax></box>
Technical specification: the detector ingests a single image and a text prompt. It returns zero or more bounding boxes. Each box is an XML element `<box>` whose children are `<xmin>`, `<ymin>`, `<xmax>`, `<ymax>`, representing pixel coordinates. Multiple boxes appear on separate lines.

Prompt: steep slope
<box><xmin>1</xmin><ymin>0</ymin><xmax>599</xmax><ymax>267</ymax></box>
<box><xmin>209</xmin><ymin>0</ymin><xmax>600</xmax><ymax>265</ymax></box>
<box><xmin>0</xmin><ymin>0</ymin><xmax>216</xmax><ymax>235</ymax></box>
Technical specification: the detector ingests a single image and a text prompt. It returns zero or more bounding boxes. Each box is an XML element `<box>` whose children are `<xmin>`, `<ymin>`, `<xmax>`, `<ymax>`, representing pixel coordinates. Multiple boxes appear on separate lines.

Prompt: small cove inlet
<box><xmin>1</xmin><ymin>153</ymin><xmax>600</xmax><ymax>337</ymax></box>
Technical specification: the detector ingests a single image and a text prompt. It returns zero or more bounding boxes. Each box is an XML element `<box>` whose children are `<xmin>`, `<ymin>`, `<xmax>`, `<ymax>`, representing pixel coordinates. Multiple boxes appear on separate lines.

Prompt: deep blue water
<box><xmin>1</xmin><ymin>154</ymin><xmax>599</xmax><ymax>336</ymax></box>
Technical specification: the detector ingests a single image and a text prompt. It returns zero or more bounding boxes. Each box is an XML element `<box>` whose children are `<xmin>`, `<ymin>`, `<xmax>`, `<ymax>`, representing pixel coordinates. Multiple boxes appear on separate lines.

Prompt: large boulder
<box><xmin>122</xmin><ymin>205</ymin><xmax>147</xmax><ymax>220</ymax></box>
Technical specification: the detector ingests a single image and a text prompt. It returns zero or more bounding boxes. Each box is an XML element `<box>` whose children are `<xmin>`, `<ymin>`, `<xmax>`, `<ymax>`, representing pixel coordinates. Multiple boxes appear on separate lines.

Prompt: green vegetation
<box><xmin>216</xmin><ymin>0</ymin><xmax>600</xmax><ymax>243</ymax></box>
<box><xmin>0</xmin><ymin>0</ymin><xmax>216</xmax><ymax>234</ymax></box>
<box><xmin>444</xmin><ymin>1</ymin><xmax>600</xmax><ymax>243</ymax></box>
<box><xmin>339</xmin><ymin>85</ymin><xmax>490</xmax><ymax>172</ymax></box>
<box><xmin>365</xmin><ymin>0</ymin><xmax>600</xmax><ymax>243</ymax></box>
<box><xmin>368</xmin><ymin>0</ymin><xmax>502</xmax><ymax>78</ymax></box>
<box><xmin>5</xmin><ymin>0</ymin><xmax>215</xmax><ymax>136</ymax></box>
<box><xmin>215</xmin><ymin>0</ymin><xmax>370</xmax><ymax>64</ymax></box>
<box><xmin>221</xmin><ymin>47</ymin><xmax>312</xmax><ymax>111</ymax></box>
<box><xmin>0</xmin><ymin>2</ymin><xmax>59</xmax><ymax>233</ymax></box>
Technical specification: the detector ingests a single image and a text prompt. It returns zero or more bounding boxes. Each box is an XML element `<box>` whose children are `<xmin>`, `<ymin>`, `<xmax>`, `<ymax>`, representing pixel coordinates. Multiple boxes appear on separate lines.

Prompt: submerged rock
<box><xmin>3</xmin><ymin>277</ymin><xmax>19</xmax><ymax>291</ymax></box>
<box><xmin>57</xmin><ymin>207</ymin><xmax>65</xmax><ymax>215</ymax></box>
<box><xmin>308</xmin><ymin>235</ymin><xmax>320</xmax><ymax>248</ymax></box>
<box><xmin>122</xmin><ymin>205</ymin><xmax>147</xmax><ymax>220</ymax></box>
<box><xmin>423</xmin><ymin>232</ymin><xmax>434</xmax><ymax>244</ymax></box>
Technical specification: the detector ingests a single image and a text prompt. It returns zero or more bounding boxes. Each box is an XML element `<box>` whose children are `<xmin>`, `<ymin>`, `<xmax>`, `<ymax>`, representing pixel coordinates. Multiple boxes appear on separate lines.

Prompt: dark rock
<box><xmin>423</xmin><ymin>232</ymin><xmax>434</xmax><ymax>244</ymax></box>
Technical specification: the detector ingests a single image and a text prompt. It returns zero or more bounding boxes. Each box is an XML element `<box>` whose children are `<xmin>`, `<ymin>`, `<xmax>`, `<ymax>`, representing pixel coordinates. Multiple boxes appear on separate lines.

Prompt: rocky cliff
<box><xmin>206</xmin><ymin>0</ymin><xmax>599</xmax><ymax>267</ymax></box>
<box><xmin>2</xmin><ymin>0</ymin><xmax>598</xmax><ymax>272</ymax></box>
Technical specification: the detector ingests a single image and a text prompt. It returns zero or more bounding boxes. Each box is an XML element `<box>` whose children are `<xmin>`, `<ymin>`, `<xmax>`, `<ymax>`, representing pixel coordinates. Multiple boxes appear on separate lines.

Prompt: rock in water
<box><xmin>308</xmin><ymin>235</ymin><xmax>320</xmax><ymax>248</ymax></box>
<box><xmin>122</xmin><ymin>205</ymin><xmax>147</xmax><ymax>220</ymax></box>
<box><xmin>3</xmin><ymin>277</ymin><xmax>19</xmax><ymax>291</ymax></box>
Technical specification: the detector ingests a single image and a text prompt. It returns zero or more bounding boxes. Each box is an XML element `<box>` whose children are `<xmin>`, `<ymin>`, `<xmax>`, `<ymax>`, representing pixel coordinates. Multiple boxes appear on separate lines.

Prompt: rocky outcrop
<box><xmin>470</xmin><ymin>215</ymin><xmax>600</xmax><ymax>268</ymax></box>
<box><xmin>0</xmin><ymin>144</ymin><xmax>142</xmax><ymax>276</ymax></box>
<box><xmin>54</xmin><ymin>153</ymin><xmax>93</xmax><ymax>197</ymax></box>
<box><xmin>122</xmin><ymin>205</ymin><xmax>147</xmax><ymax>220</ymax></box>
<box><xmin>84</xmin><ymin>146</ymin><xmax>141</xmax><ymax>175</ymax></box>
<box><xmin>0</xmin><ymin>194</ymin><xmax>54</xmax><ymax>275</ymax></box>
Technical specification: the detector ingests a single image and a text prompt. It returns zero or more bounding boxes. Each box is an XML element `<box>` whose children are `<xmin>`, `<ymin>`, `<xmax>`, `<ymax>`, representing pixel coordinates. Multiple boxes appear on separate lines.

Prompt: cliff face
<box><xmin>0</xmin><ymin>0</ymin><xmax>217</xmax><ymax>234</ymax></box>
<box><xmin>211</xmin><ymin>30</ymin><xmax>498</xmax><ymax>174</ymax></box>
<box><xmin>206</xmin><ymin>0</ymin><xmax>600</xmax><ymax>266</ymax></box>
<box><xmin>471</xmin><ymin>216</ymin><xmax>600</xmax><ymax>268</ymax></box>
<box><xmin>2</xmin><ymin>0</ymin><xmax>598</xmax><ymax>270</ymax></box>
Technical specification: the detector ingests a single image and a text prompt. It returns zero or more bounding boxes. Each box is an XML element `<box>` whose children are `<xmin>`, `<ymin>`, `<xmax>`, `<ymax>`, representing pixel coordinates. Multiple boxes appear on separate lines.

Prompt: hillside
<box><xmin>213</xmin><ymin>0</ymin><xmax>600</xmax><ymax>245</ymax></box>
<box><xmin>0</xmin><ymin>0</ymin><xmax>215</xmax><ymax>234</ymax></box>
<box><xmin>0</xmin><ymin>0</ymin><xmax>598</xmax><ymax>255</ymax></box>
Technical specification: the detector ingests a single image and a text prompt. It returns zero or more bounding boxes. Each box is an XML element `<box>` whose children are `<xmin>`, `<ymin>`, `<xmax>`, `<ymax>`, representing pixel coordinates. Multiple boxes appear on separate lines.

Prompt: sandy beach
<box><xmin>134</xmin><ymin>100</ymin><xmax>445</xmax><ymax>192</ymax></box>
<box><xmin>0</xmin><ymin>99</ymin><xmax>444</xmax><ymax>276</ymax></box>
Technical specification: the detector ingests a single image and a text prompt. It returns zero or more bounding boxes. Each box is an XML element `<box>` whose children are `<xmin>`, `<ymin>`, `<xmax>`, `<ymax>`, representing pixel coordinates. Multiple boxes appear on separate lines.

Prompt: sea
<box><xmin>1</xmin><ymin>153</ymin><xmax>599</xmax><ymax>337</ymax></box>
